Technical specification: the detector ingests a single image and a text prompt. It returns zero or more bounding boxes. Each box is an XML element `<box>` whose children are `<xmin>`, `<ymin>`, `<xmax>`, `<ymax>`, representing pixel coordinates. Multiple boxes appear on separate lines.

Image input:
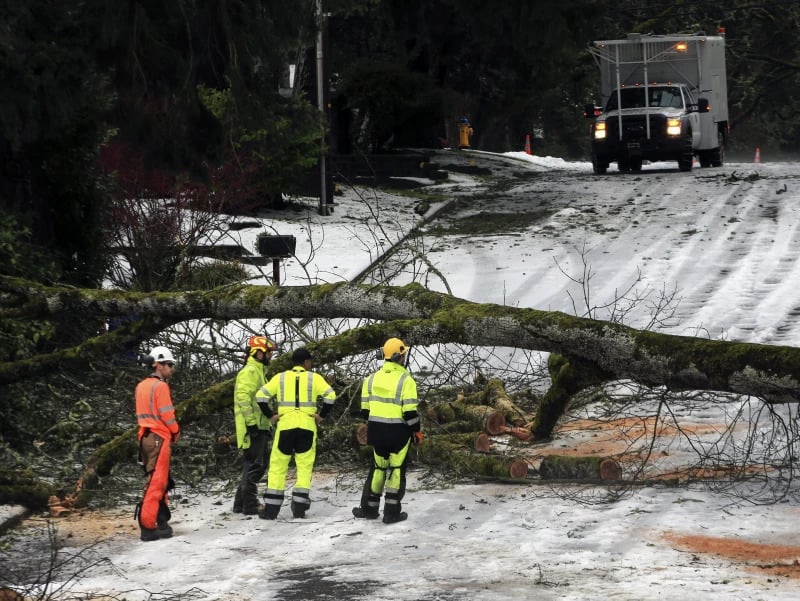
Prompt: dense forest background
<box><xmin>2</xmin><ymin>0</ymin><xmax>799</xmax><ymax>291</ymax></box>
<box><xmin>2</xmin><ymin>0</ymin><xmax>800</xmax><ymax>479</ymax></box>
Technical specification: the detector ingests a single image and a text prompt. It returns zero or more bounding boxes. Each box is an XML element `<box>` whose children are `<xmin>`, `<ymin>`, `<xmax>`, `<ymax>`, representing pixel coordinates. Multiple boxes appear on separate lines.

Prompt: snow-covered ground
<box><xmin>4</xmin><ymin>150</ymin><xmax>800</xmax><ymax>600</ymax></box>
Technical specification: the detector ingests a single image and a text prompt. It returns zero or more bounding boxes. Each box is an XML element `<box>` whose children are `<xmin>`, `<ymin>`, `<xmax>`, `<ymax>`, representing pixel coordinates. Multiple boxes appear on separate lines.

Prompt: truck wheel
<box><xmin>592</xmin><ymin>155</ymin><xmax>608</xmax><ymax>174</ymax></box>
<box><xmin>677</xmin><ymin>135</ymin><xmax>694</xmax><ymax>171</ymax></box>
<box><xmin>630</xmin><ymin>159</ymin><xmax>643</xmax><ymax>172</ymax></box>
<box><xmin>710</xmin><ymin>131</ymin><xmax>725</xmax><ymax>167</ymax></box>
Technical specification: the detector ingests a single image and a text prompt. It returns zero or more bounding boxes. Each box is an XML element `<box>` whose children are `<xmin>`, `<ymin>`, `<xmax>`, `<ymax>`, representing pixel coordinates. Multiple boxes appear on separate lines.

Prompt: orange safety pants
<box><xmin>138</xmin><ymin>432</ymin><xmax>172</xmax><ymax>529</ymax></box>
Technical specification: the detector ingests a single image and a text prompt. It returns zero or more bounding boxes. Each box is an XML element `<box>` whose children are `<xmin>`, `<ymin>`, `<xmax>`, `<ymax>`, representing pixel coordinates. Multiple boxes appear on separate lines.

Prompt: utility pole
<box><xmin>316</xmin><ymin>0</ymin><xmax>329</xmax><ymax>216</ymax></box>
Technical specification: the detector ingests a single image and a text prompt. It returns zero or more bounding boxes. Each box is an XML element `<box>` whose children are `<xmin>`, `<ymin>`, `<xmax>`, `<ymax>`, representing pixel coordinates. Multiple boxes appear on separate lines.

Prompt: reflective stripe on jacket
<box><xmin>135</xmin><ymin>375</ymin><xmax>180</xmax><ymax>441</ymax></box>
<box><xmin>360</xmin><ymin>361</ymin><xmax>419</xmax><ymax>428</ymax></box>
<box><xmin>256</xmin><ymin>366</ymin><xmax>335</xmax><ymax>423</ymax></box>
<box><xmin>233</xmin><ymin>355</ymin><xmax>270</xmax><ymax>449</ymax></box>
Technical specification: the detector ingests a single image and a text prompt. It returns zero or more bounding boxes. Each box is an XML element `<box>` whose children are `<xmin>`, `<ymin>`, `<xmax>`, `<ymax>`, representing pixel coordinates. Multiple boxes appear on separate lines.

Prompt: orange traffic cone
<box><xmin>754</xmin><ymin>147</ymin><xmax>761</xmax><ymax>163</ymax></box>
<box><xmin>524</xmin><ymin>134</ymin><xmax>532</xmax><ymax>155</ymax></box>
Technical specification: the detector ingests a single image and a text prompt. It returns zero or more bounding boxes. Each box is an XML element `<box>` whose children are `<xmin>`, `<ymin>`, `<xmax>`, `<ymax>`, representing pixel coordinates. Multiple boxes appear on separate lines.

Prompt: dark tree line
<box><xmin>2</xmin><ymin>0</ymin><xmax>799</xmax><ymax>290</ymax></box>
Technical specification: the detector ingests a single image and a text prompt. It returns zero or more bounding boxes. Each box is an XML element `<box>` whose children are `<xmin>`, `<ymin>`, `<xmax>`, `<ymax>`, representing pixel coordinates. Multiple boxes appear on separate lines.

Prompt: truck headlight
<box><xmin>594</xmin><ymin>122</ymin><xmax>607</xmax><ymax>140</ymax></box>
<box><xmin>666</xmin><ymin>118</ymin><xmax>682</xmax><ymax>136</ymax></box>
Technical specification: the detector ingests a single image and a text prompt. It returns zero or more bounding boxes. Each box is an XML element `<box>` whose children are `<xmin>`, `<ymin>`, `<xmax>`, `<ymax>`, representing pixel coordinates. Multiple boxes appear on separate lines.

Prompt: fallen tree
<box><xmin>4</xmin><ymin>276</ymin><xmax>800</xmax><ymax>405</ymax></box>
<box><xmin>4</xmin><ymin>277</ymin><xmax>800</xmax><ymax>508</ymax></box>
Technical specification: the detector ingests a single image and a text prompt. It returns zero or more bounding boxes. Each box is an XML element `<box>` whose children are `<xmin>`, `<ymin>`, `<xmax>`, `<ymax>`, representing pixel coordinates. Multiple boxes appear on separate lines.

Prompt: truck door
<box><xmin>684</xmin><ymin>88</ymin><xmax>701</xmax><ymax>147</ymax></box>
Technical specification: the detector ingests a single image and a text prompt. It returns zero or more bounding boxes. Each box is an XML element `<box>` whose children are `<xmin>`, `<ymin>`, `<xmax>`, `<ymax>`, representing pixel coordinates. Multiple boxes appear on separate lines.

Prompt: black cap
<box><xmin>291</xmin><ymin>348</ymin><xmax>313</xmax><ymax>364</ymax></box>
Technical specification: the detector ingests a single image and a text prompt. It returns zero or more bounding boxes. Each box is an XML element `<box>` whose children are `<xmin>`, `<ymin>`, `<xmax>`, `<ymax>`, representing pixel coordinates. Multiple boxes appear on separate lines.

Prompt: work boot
<box><xmin>140</xmin><ymin>524</ymin><xmax>173</xmax><ymax>541</ymax></box>
<box><xmin>382</xmin><ymin>511</ymin><xmax>408</xmax><ymax>524</ymax></box>
<box><xmin>243</xmin><ymin>504</ymin><xmax>262</xmax><ymax>516</ymax></box>
<box><xmin>291</xmin><ymin>502</ymin><xmax>307</xmax><ymax>519</ymax></box>
<box><xmin>352</xmin><ymin>506</ymin><xmax>379</xmax><ymax>519</ymax></box>
<box><xmin>258</xmin><ymin>505</ymin><xmax>279</xmax><ymax>520</ymax></box>
<box><xmin>232</xmin><ymin>490</ymin><xmax>243</xmax><ymax>514</ymax></box>
<box><xmin>157</xmin><ymin>500</ymin><xmax>172</xmax><ymax>525</ymax></box>
<box><xmin>242</xmin><ymin>496</ymin><xmax>262</xmax><ymax>515</ymax></box>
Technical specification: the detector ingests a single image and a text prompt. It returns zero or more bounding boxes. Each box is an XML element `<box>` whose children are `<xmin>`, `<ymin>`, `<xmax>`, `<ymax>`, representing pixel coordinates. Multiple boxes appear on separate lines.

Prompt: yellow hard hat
<box><xmin>382</xmin><ymin>337</ymin><xmax>408</xmax><ymax>360</ymax></box>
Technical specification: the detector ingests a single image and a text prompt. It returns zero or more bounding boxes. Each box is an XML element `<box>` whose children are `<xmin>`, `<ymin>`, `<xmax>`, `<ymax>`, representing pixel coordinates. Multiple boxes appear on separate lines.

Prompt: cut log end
<box><xmin>508</xmin><ymin>459</ymin><xmax>529</xmax><ymax>479</ymax></box>
<box><xmin>599</xmin><ymin>458</ymin><xmax>622</xmax><ymax>481</ymax></box>
<box><xmin>48</xmin><ymin>495</ymin><xmax>71</xmax><ymax>517</ymax></box>
<box><xmin>0</xmin><ymin>587</ymin><xmax>25</xmax><ymax>601</ymax></box>
<box><xmin>474</xmin><ymin>432</ymin><xmax>491</xmax><ymax>452</ymax></box>
<box><xmin>356</xmin><ymin>423</ymin><xmax>368</xmax><ymax>446</ymax></box>
<box><xmin>484</xmin><ymin>411</ymin><xmax>506</xmax><ymax>435</ymax></box>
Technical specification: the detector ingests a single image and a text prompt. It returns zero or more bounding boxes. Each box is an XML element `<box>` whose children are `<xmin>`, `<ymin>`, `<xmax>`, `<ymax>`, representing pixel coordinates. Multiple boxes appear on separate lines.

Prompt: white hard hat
<box><xmin>148</xmin><ymin>346</ymin><xmax>175</xmax><ymax>365</ymax></box>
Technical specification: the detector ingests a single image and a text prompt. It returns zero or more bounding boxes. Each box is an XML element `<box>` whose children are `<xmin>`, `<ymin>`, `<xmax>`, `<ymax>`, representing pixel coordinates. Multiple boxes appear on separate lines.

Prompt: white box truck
<box><xmin>585</xmin><ymin>32</ymin><xmax>728</xmax><ymax>174</ymax></box>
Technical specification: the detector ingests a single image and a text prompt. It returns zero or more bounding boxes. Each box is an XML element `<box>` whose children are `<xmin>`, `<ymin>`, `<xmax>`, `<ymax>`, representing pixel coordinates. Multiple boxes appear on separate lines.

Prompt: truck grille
<box><xmin>606</xmin><ymin>115</ymin><xmax>667</xmax><ymax>141</ymax></box>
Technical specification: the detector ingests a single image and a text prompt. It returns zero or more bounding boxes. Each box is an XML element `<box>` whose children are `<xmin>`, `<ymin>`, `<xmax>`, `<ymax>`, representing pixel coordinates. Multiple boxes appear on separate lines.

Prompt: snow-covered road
<box><xmin>5</xmin><ymin>150</ymin><xmax>800</xmax><ymax>600</ymax></box>
<box><xmin>425</xmin><ymin>153</ymin><xmax>800</xmax><ymax>346</ymax></box>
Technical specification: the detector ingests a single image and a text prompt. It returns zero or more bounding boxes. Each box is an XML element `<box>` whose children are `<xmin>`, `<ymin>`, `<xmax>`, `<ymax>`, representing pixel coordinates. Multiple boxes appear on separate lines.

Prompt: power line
<box><xmin>605</xmin><ymin>0</ymin><xmax>800</xmax><ymax>20</ymax></box>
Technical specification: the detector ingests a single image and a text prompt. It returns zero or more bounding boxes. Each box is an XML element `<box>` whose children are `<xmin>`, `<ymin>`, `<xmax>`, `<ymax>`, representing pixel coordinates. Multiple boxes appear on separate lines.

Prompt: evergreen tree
<box><xmin>0</xmin><ymin>0</ymin><xmax>114</xmax><ymax>286</ymax></box>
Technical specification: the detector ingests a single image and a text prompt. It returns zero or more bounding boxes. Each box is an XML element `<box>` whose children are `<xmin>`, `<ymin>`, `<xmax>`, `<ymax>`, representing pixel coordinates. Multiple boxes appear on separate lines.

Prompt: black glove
<box><xmin>257</xmin><ymin>401</ymin><xmax>273</xmax><ymax>419</ymax></box>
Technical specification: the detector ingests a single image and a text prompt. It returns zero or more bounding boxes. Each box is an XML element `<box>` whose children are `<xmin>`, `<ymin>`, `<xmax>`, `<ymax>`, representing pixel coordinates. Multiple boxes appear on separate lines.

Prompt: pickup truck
<box><xmin>585</xmin><ymin>32</ymin><xmax>728</xmax><ymax>174</ymax></box>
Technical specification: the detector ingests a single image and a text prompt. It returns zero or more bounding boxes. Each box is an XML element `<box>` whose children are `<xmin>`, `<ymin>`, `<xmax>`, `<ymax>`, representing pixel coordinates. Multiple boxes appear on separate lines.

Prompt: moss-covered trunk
<box><xmin>531</xmin><ymin>353</ymin><xmax>610</xmax><ymax>440</ymax></box>
<box><xmin>539</xmin><ymin>455</ymin><xmax>622</xmax><ymax>481</ymax></box>
<box><xmin>0</xmin><ymin>468</ymin><xmax>54</xmax><ymax>510</ymax></box>
<box><xmin>6</xmin><ymin>276</ymin><xmax>800</xmax><ymax>404</ymax></box>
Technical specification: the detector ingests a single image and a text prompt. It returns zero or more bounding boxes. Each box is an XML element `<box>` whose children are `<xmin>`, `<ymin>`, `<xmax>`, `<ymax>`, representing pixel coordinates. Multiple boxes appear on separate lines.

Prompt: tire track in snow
<box><xmin>531</xmin><ymin>167</ymin><xmax>800</xmax><ymax>346</ymax></box>
<box><xmin>424</xmin><ymin>152</ymin><xmax>800</xmax><ymax>347</ymax></box>
<box><xmin>652</xmin><ymin>171</ymin><xmax>800</xmax><ymax>344</ymax></box>
<box><xmin>719</xmin><ymin>184</ymin><xmax>800</xmax><ymax>343</ymax></box>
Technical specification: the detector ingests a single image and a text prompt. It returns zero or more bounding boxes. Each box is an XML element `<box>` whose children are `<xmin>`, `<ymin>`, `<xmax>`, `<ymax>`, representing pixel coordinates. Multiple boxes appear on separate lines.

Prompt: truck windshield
<box><xmin>605</xmin><ymin>87</ymin><xmax>684</xmax><ymax>110</ymax></box>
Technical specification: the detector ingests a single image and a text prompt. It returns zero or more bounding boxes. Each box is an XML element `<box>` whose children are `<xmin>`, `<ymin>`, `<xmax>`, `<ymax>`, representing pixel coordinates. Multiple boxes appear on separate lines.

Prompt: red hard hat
<box><xmin>248</xmin><ymin>336</ymin><xmax>278</xmax><ymax>354</ymax></box>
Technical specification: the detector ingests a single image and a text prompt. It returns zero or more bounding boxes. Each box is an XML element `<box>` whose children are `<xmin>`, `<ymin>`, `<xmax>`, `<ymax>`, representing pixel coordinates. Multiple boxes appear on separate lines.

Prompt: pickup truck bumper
<box><xmin>591</xmin><ymin>135</ymin><xmax>686</xmax><ymax>163</ymax></box>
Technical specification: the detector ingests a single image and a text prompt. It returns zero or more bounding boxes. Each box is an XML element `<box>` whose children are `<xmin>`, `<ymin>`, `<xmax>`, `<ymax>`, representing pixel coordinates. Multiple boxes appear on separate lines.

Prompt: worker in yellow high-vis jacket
<box><xmin>256</xmin><ymin>347</ymin><xmax>335</xmax><ymax>520</ymax></box>
<box><xmin>232</xmin><ymin>335</ymin><xmax>277</xmax><ymax>515</ymax></box>
<box><xmin>352</xmin><ymin>338</ymin><xmax>421</xmax><ymax>524</ymax></box>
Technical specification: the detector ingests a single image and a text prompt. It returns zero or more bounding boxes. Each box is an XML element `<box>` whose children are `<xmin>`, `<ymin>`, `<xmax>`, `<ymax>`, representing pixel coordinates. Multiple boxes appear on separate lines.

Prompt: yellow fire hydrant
<box><xmin>458</xmin><ymin>117</ymin><xmax>473</xmax><ymax>149</ymax></box>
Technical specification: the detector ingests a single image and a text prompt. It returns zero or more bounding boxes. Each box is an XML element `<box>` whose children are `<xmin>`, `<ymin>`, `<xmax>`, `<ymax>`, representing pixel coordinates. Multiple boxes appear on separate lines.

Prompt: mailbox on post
<box><xmin>257</xmin><ymin>234</ymin><xmax>297</xmax><ymax>285</ymax></box>
<box><xmin>257</xmin><ymin>234</ymin><xmax>296</xmax><ymax>258</ymax></box>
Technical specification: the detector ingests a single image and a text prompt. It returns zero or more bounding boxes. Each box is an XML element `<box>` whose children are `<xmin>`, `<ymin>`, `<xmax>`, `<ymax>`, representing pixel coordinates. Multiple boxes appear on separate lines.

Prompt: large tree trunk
<box><xmin>4</xmin><ymin>277</ymin><xmax>800</xmax><ymax>406</ymax></box>
<box><xmin>531</xmin><ymin>353</ymin><xmax>610</xmax><ymax>440</ymax></box>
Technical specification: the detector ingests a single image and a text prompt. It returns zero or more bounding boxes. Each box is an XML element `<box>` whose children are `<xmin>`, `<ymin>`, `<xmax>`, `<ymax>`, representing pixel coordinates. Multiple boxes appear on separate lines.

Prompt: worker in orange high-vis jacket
<box><xmin>135</xmin><ymin>346</ymin><xmax>180</xmax><ymax>542</ymax></box>
<box><xmin>256</xmin><ymin>347</ymin><xmax>336</xmax><ymax>520</ymax></box>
